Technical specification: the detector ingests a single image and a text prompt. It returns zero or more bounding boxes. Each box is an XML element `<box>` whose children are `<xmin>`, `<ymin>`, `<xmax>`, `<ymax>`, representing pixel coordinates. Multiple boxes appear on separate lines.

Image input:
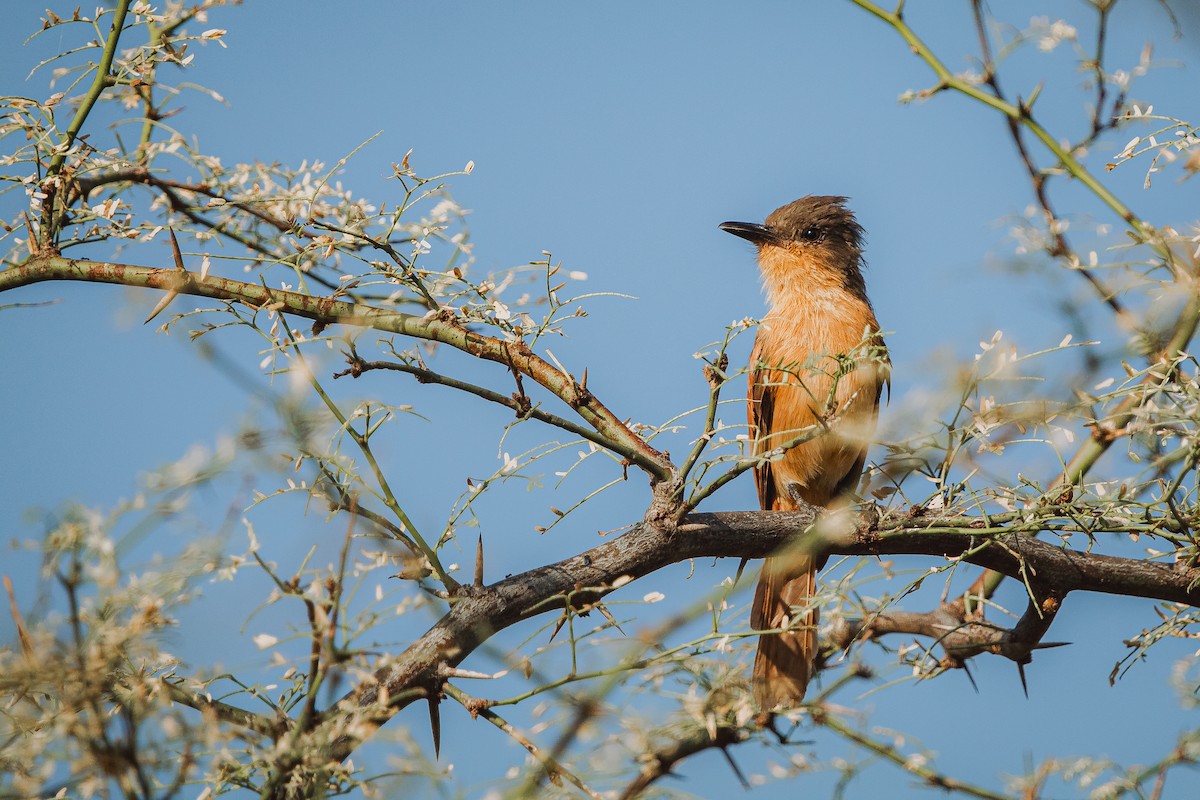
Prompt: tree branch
<box><xmin>617</xmin><ymin>722</ymin><xmax>747</xmax><ymax>800</ymax></box>
<box><xmin>320</xmin><ymin>505</ymin><xmax>1200</xmax><ymax>761</ymax></box>
<box><xmin>46</xmin><ymin>1</ymin><xmax>131</xmax><ymax>177</ymax></box>
<box><xmin>3</xmin><ymin>255</ymin><xmax>674</xmax><ymax>483</ymax></box>
<box><xmin>332</xmin><ymin>355</ymin><xmax>617</xmax><ymax>454</ymax></box>
<box><xmin>832</xmin><ymin>589</ymin><xmax>1066</xmax><ymax>683</ymax></box>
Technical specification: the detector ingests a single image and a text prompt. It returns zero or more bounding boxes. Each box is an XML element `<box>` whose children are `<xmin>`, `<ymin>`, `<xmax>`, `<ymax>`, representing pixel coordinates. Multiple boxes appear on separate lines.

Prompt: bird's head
<box><xmin>720</xmin><ymin>195</ymin><xmax>868</xmax><ymax>301</ymax></box>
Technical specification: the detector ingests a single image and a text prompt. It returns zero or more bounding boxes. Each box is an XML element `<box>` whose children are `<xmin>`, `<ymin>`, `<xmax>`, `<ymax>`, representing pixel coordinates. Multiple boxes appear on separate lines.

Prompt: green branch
<box><xmin>818</xmin><ymin>709</ymin><xmax>1014</xmax><ymax>800</ymax></box>
<box><xmin>442</xmin><ymin>684</ymin><xmax>603</xmax><ymax>800</ymax></box>
<box><xmin>48</xmin><ymin>0</ymin><xmax>132</xmax><ymax>176</ymax></box>
<box><xmin>849</xmin><ymin>0</ymin><xmax>1145</xmax><ymax>234</ymax></box>
<box><xmin>161</xmin><ymin>678</ymin><xmax>283</xmax><ymax>740</ymax></box>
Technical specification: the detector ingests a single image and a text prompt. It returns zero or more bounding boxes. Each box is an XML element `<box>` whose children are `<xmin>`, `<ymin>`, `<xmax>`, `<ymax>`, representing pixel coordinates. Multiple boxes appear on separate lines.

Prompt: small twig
<box><xmin>816</xmin><ymin>708</ymin><xmax>1015</xmax><ymax>800</ymax></box>
<box><xmin>849</xmin><ymin>0</ymin><xmax>1151</xmax><ymax>236</ymax></box>
<box><xmin>968</xmin><ymin>0</ymin><xmax>1128</xmax><ymax>322</ymax></box>
<box><xmin>442</xmin><ymin>684</ymin><xmax>603</xmax><ymax>800</ymax></box>
<box><xmin>159</xmin><ymin>679</ymin><xmax>284</xmax><ymax>740</ymax></box>
<box><xmin>685</xmin><ymin>421</ymin><xmax>829</xmax><ymax>512</ymax></box>
<box><xmin>677</xmin><ymin>352</ymin><xmax>730</xmax><ymax>490</ymax></box>
<box><xmin>333</xmin><ymin>356</ymin><xmax>629</xmax><ymax>461</ymax></box>
<box><xmin>514</xmin><ymin>696</ymin><xmax>601</xmax><ymax>797</ymax></box>
<box><xmin>617</xmin><ymin>723</ymin><xmax>747</xmax><ymax>800</ymax></box>
<box><xmin>284</xmin><ymin>332</ymin><xmax>455</xmax><ymax>590</ymax></box>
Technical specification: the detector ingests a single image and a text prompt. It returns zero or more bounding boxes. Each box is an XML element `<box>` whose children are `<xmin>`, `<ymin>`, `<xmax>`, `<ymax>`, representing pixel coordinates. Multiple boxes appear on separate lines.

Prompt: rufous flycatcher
<box><xmin>721</xmin><ymin>195</ymin><xmax>888</xmax><ymax>710</ymax></box>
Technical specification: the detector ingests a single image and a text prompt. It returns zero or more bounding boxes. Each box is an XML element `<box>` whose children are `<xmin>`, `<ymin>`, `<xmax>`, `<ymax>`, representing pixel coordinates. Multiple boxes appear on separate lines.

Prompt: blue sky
<box><xmin>3</xmin><ymin>1</ymin><xmax>1200</xmax><ymax>797</ymax></box>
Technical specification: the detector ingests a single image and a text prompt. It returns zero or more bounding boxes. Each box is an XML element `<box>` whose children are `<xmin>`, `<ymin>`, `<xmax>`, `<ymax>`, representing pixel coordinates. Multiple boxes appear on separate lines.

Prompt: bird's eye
<box><xmin>800</xmin><ymin>226</ymin><xmax>822</xmax><ymax>242</ymax></box>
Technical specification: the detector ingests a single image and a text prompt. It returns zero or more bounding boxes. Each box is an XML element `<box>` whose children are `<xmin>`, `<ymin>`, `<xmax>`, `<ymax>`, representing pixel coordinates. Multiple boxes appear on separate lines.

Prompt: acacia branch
<box><xmin>3</xmin><ymin>254</ymin><xmax>673</xmax><ymax>482</ymax></box>
<box><xmin>333</xmin><ymin>355</ymin><xmax>616</xmax><ymax>454</ymax></box>
<box><xmin>850</xmin><ymin>0</ymin><xmax>1200</xmax><ymax>607</ymax></box>
<box><xmin>832</xmin><ymin>589</ymin><xmax>1066</xmax><ymax>680</ymax></box>
<box><xmin>967</xmin><ymin>0</ymin><xmax>1127</xmax><ymax>322</ymax></box>
<box><xmin>849</xmin><ymin>0</ymin><xmax>1146</xmax><ymax>234</ymax></box>
<box><xmin>319</xmin><ymin>505</ymin><xmax>1200</xmax><ymax>762</ymax></box>
<box><xmin>159</xmin><ymin>679</ymin><xmax>284</xmax><ymax>740</ymax></box>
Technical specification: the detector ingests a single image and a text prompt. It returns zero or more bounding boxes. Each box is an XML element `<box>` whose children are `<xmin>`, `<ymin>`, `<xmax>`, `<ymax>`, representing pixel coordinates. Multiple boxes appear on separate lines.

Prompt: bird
<box><xmin>720</xmin><ymin>196</ymin><xmax>888</xmax><ymax>711</ymax></box>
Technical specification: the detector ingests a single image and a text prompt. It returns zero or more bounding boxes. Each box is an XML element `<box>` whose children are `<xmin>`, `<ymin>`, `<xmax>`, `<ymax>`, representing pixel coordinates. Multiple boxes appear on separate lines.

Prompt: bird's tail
<box><xmin>751</xmin><ymin>554</ymin><xmax>818</xmax><ymax>711</ymax></box>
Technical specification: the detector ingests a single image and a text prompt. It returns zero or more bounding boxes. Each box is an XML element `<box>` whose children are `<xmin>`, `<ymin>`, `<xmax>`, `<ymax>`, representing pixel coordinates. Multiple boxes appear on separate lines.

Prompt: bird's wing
<box><xmin>749</xmin><ymin>334</ymin><xmax>778</xmax><ymax>512</ymax></box>
<box><xmin>831</xmin><ymin>338</ymin><xmax>888</xmax><ymax>498</ymax></box>
<box><xmin>752</xmin><ymin>331</ymin><xmax>889</xmax><ymax>507</ymax></box>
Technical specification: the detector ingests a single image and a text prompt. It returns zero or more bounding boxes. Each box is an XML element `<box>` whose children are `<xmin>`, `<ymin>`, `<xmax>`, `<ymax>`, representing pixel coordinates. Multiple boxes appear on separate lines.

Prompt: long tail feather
<box><xmin>751</xmin><ymin>554</ymin><xmax>818</xmax><ymax>710</ymax></box>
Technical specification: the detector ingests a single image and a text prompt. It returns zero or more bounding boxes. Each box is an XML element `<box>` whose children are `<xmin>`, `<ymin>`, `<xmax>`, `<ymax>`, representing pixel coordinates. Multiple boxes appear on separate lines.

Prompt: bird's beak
<box><xmin>719</xmin><ymin>221</ymin><xmax>781</xmax><ymax>246</ymax></box>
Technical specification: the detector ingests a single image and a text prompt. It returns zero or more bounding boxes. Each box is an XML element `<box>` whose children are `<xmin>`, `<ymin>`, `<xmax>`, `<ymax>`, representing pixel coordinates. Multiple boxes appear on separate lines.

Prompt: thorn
<box><xmin>438</xmin><ymin>664</ymin><xmax>498</xmax><ymax>680</ymax></box>
<box><xmin>1029</xmin><ymin>640</ymin><xmax>1070</xmax><ymax>650</ymax></box>
<box><xmin>595</xmin><ymin>603</ymin><xmax>626</xmax><ymax>635</ymax></box>
<box><xmin>4</xmin><ymin>576</ymin><xmax>34</xmax><ymax>660</ymax></box>
<box><xmin>427</xmin><ymin>694</ymin><xmax>442</xmax><ymax>759</ymax></box>
<box><xmin>474</xmin><ymin>534</ymin><xmax>484</xmax><ymax>588</ymax></box>
<box><xmin>580</xmin><ymin>367</ymin><xmax>588</xmax><ymax>392</ymax></box>
<box><xmin>548</xmin><ymin>614</ymin><xmax>567</xmax><ymax>643</ymax></box>
<box><xmin>168</xmin><ymin>227</ymin><xmax>186</xmax><ymax>271</ymax></box>
<box><xmin>733</xmin><ymin>558</ymin><xmax>748</xmax><ymax>586</ymax></box>
<box><xmin>1017</xmin><ymin>661</ymin><xmax>1029</xmax><ymax>698</ymax></box>
<box><xmin>22</xmin><ymin>212</ymin><xmax>37</xmax><ymax>256</ymax></box>
<box><xmin>961</xmin><ymin>660</ymin><xmax>979</xmax><ymax>694</ymax></box>
<box><xmin>144</xmin><ymin>289</ymin><xmax>179</xmax><ymax>324</ymax></box>
<box><xmin>720</xmin><ymin>745</ymin><xmax>751</xmax><ymax>791</ymax></box>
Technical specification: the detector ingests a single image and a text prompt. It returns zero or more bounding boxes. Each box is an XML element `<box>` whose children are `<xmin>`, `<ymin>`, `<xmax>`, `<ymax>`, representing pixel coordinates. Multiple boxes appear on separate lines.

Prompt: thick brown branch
<box><xmin>321</xmin><ymin>507</ymin><xmax>1200</xmax><ymax>761</ymax></box>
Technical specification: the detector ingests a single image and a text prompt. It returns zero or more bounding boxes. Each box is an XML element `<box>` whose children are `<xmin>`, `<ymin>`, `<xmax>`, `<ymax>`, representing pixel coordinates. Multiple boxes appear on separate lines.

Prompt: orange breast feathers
<box><xmin>748</xmin><ymin>245</ymin><xmax>888</xmax><ymax>512</ymax></box>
